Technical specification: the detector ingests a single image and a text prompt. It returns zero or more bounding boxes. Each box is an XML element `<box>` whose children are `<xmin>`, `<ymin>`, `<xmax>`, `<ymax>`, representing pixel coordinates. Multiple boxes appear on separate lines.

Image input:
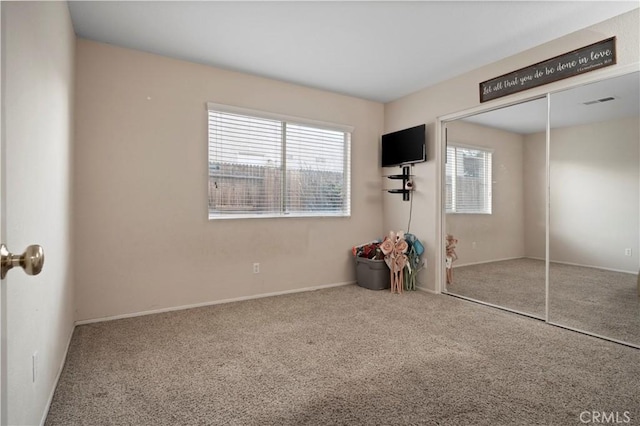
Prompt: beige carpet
<box><xmin>448</xmin><ymin>258</ymin><xmax>640</xmax><ymax>346</ymax></box>
<box><xmin>46</xmin><ymin>285</ymin><xmax>640</xmax><ymax>425</ymax></box>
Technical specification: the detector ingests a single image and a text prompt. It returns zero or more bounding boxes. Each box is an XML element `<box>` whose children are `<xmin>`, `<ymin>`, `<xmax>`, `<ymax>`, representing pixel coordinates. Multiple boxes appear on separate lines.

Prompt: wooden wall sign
<box><xmin>480</xmin><ymin>37</ymin><xmax>616</xmax><ymax>103</ymax></box>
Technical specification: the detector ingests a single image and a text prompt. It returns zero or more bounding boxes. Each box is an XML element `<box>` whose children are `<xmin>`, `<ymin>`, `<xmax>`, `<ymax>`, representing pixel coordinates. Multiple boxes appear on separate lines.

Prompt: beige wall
<box><xmin>445</xmin><ymin>121</ymin><xmax>525</xmax><ymax>266</ymax></box>
<box><xmin>523</xmin><ymin>131</ymin><xmax>547</xmax><ymax>260</ymax></box>
<box><xmin>384</xmin><ymin>9</ymin><xmax>640</xmax><ymax>291</ymax></box>
<box><xmin>74</xmin><ymin>40</ymin><xmax>384</xmax><ymax>321</ymax></box>
<box><xmin>524</xmin><ymin>117</ymin><xmax>639</xmax><ymax>273</ymax></box>
<box><xmin>2</xmin><ymin>2</ymin><xmax>75</xmax><ymax>424</ymax></box>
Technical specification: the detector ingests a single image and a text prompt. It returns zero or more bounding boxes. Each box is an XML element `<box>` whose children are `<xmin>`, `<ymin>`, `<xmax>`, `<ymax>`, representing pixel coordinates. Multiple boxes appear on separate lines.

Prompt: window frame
<box><xmin>445</xmin><ymin>142</ymin><xmax>493</xmax><ymax>215</ymax></box>
<box><xmin>207</xmin><ymin>102</ymin><xmax>353</xmax><ymax>220</ymax></box>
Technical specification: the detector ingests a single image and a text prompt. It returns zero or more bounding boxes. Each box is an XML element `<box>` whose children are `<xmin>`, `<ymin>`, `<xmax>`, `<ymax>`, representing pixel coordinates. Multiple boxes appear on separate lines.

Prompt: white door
<box><xmin>0</xmin><ymin>3</ymin><xmax>73</xmax><ymax>424</ymax></box>
<box><xmin>1</xmin><ymin>7</ymin><xmax>6</xmax><ymax>423</ymax></box>
<box><xmin>0</xmin><ymin>9</ymin><xmax>47</xmax><ymax>422</ymax></box>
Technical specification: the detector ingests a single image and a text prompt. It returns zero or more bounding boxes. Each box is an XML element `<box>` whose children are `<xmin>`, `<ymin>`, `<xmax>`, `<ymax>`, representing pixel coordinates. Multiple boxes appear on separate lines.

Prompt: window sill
<box><xmin>208</xmin><ymin>212</ymin><xmax>351</xmax><ymax>220</ymax></box>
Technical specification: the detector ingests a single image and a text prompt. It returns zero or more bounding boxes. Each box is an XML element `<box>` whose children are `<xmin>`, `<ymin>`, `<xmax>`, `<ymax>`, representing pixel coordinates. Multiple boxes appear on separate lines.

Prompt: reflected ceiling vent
<box><xmin>583</xmin><ymin>97</ymin><xmax>616</xmax><ymax>105</ymax></box>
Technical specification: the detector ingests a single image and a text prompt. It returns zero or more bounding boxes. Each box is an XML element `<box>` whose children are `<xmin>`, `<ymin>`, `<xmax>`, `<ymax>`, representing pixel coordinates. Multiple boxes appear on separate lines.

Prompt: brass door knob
<box><xmin>0</xmin><ymin>243</ymin><xmax>45</xmax><ymax>279</ymax></box>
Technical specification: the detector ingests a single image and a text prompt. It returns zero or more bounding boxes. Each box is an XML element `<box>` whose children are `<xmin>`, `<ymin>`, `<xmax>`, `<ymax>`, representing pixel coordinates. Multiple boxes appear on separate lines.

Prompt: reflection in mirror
<box><xmin>444</xmin><ymin>97</ymin><xmax>548</xmax><ymax>318</ymax></box>
<box><xmin>548</xmin><ymin>72</ymin><xmax>640</xmax><ymax>347</ymax></box>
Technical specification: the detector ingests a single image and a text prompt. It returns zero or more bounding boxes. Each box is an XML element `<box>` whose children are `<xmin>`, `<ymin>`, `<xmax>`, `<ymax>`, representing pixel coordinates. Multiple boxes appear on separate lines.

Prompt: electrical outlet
<box><xmin>624</xmin><ymin>248</ymin><xmax>632</xmax><ymax>256</ymax></box>
<box><xmin>253</xmin><ymin>263</ymin><xmax>260</xmax><ymax>274</ymax></box>
<box><xmin>32</xmin><ymin>351</ymin><xmax>38</xmax><ymax>383</ymax></box>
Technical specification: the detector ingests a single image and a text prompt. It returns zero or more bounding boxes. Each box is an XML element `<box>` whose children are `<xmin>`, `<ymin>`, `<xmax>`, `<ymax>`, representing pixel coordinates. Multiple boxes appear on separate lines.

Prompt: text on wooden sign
<box><xmin>480</xmin><ymin>37</ymin><xmax>616</xmax><ymax>103</ymax></box>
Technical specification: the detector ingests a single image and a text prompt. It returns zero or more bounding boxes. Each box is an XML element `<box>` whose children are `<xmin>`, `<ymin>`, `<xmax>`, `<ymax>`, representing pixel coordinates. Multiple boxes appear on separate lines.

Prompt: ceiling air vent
<box><xmin>583</xmin><ymin>97</ymin><xmax>616</xmax><ymax>105</ymax></box>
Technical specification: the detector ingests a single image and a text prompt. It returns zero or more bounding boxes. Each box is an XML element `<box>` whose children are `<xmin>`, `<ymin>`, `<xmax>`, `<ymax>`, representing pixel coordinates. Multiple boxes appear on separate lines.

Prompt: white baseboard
<box><xmin>454</xmin><ymin>256</ymin><xmax>525</xmax><ymax>268</ymax></box>
<box><xmin>40</xmin><ymin>324</ymin><xmax>75</xmax><ymax>426</ymax></box>
<box><xmin>526</xmin><ymin>257</ymin><xmax>637</xmax><ymax>275</ymax></box>
<box><xmin>416</xmin><ymin>286</ymin><xmax>438</xmax><ymax>295</ymax></box>
<box><xmin>76</xmin><ymin>281</ymin><xmax>355</xmax><ymax>325</ymax></box>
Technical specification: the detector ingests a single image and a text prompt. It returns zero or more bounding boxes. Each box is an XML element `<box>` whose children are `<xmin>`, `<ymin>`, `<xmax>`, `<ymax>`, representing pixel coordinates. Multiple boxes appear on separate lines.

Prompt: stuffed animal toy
<box><xmin>445</xmin><ymin>234</ymin><xmax>458</xmax><ymax>285</ymax></box>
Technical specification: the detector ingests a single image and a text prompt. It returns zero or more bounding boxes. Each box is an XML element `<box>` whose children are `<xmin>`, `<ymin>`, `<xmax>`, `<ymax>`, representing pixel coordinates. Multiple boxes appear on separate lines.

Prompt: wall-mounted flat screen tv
<box><xmin>381</xmin><ymin>124</ymin><xmax>426</xmax><ymax>168</ymax></box>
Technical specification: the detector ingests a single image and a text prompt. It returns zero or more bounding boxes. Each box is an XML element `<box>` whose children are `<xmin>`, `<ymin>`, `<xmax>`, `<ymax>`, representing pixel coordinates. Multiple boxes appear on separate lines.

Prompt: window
<box><xmin>207</xmin><ymin>103</ymin><xmax>352</xmax><ymax>219</ymax></box>
<box><xmin>446</xmin><ymin>144</ymin><xmax>492</xmax><ymax>214</ymax></box>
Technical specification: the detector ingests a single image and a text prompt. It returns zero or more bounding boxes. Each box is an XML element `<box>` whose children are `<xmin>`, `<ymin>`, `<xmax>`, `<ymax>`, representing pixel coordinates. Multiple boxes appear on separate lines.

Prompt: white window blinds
<box><xmin>446</xmin><ymin>144</ymin><xmax>492</xmax><ymax>214</ymax></box>
<box><xmin>207</xmin><ymin>104</ymin><xmax>351</xmax><ymax>219</ymax></box>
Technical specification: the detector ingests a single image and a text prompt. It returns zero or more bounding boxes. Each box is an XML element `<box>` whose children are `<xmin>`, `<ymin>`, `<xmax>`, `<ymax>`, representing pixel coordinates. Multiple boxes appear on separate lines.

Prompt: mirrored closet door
<box><xmin>443</xmin><ymin>70</ymin><xmax>640</xmax><ymax>348</ymax></box>
<box><xmin>444</xmin><ymin>97</ymin><xmax>548</xmax><ymax>319</ymax></box>
<box><xmin>548</xmin><ymin>72</ymin><xmax>640</xmax><ymax>347</ymax></box>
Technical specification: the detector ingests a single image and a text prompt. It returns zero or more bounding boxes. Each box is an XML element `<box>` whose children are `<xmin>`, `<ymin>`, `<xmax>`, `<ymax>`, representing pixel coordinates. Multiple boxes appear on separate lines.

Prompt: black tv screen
<box><xmin>381</xmin><ymin>124</ymin><xmax>426</xmax><ymax>167</ymax></box>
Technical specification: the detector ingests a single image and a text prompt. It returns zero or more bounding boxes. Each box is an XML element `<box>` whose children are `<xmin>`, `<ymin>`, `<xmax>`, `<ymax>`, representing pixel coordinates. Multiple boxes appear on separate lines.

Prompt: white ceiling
<box><xmin>68</xmin><ymin>1</ymin><xmax>639</xmax><ymax>103</ymax></box>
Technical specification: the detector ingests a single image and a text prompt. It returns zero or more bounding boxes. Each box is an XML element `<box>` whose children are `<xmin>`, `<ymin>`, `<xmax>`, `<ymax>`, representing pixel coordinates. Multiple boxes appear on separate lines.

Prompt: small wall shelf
<box><xmin>386</xmin><ymin>165</ymin><xmax>413</xmax><ymax>201</ymax></box>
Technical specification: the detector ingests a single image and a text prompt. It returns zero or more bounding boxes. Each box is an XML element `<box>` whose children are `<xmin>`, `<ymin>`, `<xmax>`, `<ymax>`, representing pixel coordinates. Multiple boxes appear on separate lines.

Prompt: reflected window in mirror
<box><xmin>446</xmin><ymin>144</ymin><xmax>493</xmax><ymax>214</ymax></box>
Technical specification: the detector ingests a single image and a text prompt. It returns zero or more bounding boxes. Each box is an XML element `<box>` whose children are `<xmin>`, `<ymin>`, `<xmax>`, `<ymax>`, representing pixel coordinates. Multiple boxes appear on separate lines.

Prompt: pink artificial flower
<box><xmin>380</xmin><ymin>237</ymin><xmax>394</xmax><ymax>256</ymax></box>
<box><xmin>394</xmin><ymin>254</ymin><xmax>408</xmax><ymax>271</ymax></box>
<box><xmin>395</xmin><ymin>239</ymin><xmax>408</xmax><ymax>254</ymax></box>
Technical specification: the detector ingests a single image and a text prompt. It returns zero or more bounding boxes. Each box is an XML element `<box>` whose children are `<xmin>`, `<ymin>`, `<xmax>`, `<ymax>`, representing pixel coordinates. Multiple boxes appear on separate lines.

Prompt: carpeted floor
<box><xmin>448</xmin><ymin>258</ymin><xmax>640</xmax><ymax>346</ymax></box>
<box><xmin>46</xmin><ymin>285</ymin><xmax>640</xmax><ymax>425</ymax></box>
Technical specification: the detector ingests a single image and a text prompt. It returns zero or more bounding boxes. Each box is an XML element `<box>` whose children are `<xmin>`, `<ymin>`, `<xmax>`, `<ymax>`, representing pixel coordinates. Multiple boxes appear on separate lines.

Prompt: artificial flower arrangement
<box><xmin>352</xmin><ymin>231</ymin><xmax>424</xmax><ymax>293</ymax></box>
